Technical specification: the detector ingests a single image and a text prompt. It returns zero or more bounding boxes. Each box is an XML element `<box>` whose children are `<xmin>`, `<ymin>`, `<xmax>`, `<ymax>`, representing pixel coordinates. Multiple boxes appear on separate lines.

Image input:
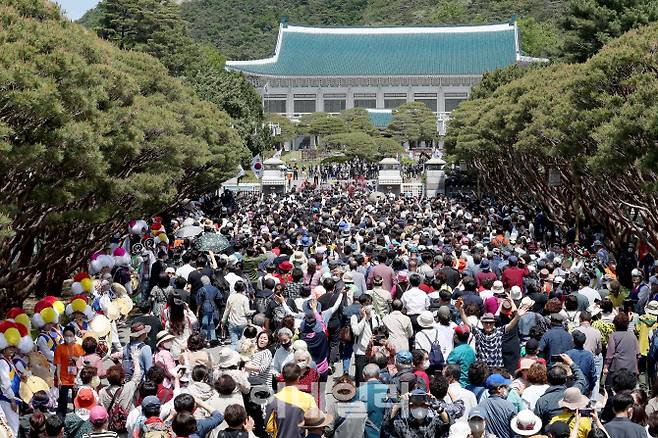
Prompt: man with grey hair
<box><xmin>356</xmin><ymin>364</ymin><xmax>389</xmax><ymax>438</ymax></box>
<box><xmin>272</xmin><ymin>328</ymin><xmax>295</xmax><ymax>376</ymax></box>
<box><xmin>197</xmin><ymin>275</ymin><xmax>221</xmax><ymax>343</ymax></box>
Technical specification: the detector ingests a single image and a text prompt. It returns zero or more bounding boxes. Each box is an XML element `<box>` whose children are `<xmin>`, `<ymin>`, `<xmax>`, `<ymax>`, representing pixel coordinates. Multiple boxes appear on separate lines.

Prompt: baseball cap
<box><xmin>396</xmin><ymin>351</ymin><xmax>413</xmax><ymax>365</ymax></box>
<box><xmin>141</xmin><ymin>395</ymin><xmax>161</xmax><ymax>410</ymax></box>
<box><xmin>525</xmin><ymin>338</ymin><xmax>539</xmax><ymax>351</ymax></box>
<box><xmin>454</xmin><ymin>324</ymin><xmax>470</xmax><ymax>336</ymax></box>
<box><xmin>469</xmin><ymin>407</ymin><xmax>485</xmax><ymax>420</ymax></box>
<box><xmin>89</xmin><ymin>405</ymin><xmax>108</xmax><ymax>424</ymax></box>
<box><xmin>485</xmin><ymin>373</ymin><xmax>512</xmax><ymax>389</ymax></box>
<box><xmin>437</xmin><ymin>306</ymin><xmax>451</xmax><ymax>320</ymax></box>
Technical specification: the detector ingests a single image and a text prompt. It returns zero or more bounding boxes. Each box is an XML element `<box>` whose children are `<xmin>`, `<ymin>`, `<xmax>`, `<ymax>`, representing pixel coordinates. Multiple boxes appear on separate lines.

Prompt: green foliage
<box><xmin>322</xmin><ymin>132</ymin><xmax>403</xmax><ymax>161</ymax></box>
<box><xmin>388</xmin><ymin>102</ymin><xmax>438</xmax><ymax>148</ymax></box>
<box><xmin>447</xmin><ymin>22</ymin><xmax>658</xmax><ymax>252</ymax></box>
<box><xmin>298</xmin><ymin>113</ymin><xmax>348</xmax><ymax>137</ymax></box>
<box><xmin>338</xmin><ymin>108</ymin><xmax>378</xmax><ymax>135</ymax></box>
<box><xmin>90</xmin><ymin>0</ymin><xmax>266</xmax><ymax>155</ymax></box>
<box><xmin>469</xmin><ymin>64</ymin><xmax>534</xmax><ymax>100</ymax></box>
<box><xmin>518</xmin><ymin>17</ymin><xmax>561</xmax><ymax>59</ymax></box>
<box><xmin>560</xmin><ymin>0</ymin><xmax>658</xmax><ymax>62</ymax></box>
<box><xmin>0</xmin><ymin>0</ymin><xmax>246</xmax><ymax>303</ymax></box>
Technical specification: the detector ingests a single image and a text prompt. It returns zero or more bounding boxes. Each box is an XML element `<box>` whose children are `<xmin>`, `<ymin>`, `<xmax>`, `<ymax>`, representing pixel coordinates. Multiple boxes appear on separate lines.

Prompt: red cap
<box><xmin>279</xmin><ymin>261</ymin><xmax>293</xmax><ymax>272</ymax></box>
<box><xmin>454</xmin><ymin>324</ymin><xmax>470</xmax><ymax>335</ymax></box>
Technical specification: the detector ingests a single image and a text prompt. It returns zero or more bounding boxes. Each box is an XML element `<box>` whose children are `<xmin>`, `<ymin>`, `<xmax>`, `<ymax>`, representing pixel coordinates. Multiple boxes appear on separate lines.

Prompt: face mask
<box><xmin>422</xmin><ymin>361</ymin><xmax>430</xmax><ymax>370</ymax></box>
<box><xmin>281</xmin><ymin>341</ymin><xmax>291</xmax><ymax>349</ymax></box>
<box><xmin>297</xmin><ymin>362</ymin><xmax>307</xmax><ymax>369</ymax></box>
<box><xmin>411</xmin><ymin>407</ymin><xmax>427</xmax><ymax>420</ymax></box>
<box><xmin>65</xmin><ymin>336</ymin><xmax>75</xmax><ymax>344</ymax></box>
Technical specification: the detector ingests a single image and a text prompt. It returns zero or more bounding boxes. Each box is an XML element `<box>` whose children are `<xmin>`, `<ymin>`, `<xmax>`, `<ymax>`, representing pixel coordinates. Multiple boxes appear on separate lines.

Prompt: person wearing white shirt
<box><xmin>400</xmin><ymin>274</ymin><xmax>430</xmax><ymax>330</ymax></box>
<box><xmin>443</xmin><ymin>364</ymin><xmax>476</xmax><ymax>422</ymax></box>
<box><xmin>414</xmin><ymin>311</ymin><xmax>443</xmax><ymax>354</ymax></box>
<box><xmin>435</xmin><ymin>306</ymin><xmax>457</xmax><ymax>358</ymax></box>
<box><xmin>351</xmin><ymin>295</ymin><xmax>380</xmax><ymax>386</ymax></box>
<box><xmin>578</xmin><ymin>275</ymin><xmax>602</xmax><ymax>307</ymax></box>
<box><xmin>175</xmin><ymin>253</ymin><xmax>195</xmax><ymax>281</ymax></box>
<box><xmin>221</xmin><ymin>281</ymin><xmax>255</xmax><ymax>348</ymax></box>
<box><xmin>224</xmin><ymin>266</ymin><xmax>244</xmax><ymax>295</ymax></box>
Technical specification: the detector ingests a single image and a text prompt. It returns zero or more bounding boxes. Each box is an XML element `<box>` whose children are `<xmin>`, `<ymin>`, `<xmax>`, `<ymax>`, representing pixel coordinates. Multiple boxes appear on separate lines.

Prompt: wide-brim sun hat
<box><xmin>155</xmin><ymin>330</ymin><xmax>176</xmax><ymax>347</ymax></box>
<box><xmin>299</xmin><ymin>408</ymin><xmax>333</xmax><ymax>429</ymax></box>
<box><xmin>645</xmin><ymin>300</ymin><xmax>658</xmax><ymax>316</ymax></box>
<box><xmin>417</xmin><ymin>311</ymin><xmax>435</xmax><ymax>329</ymax></box>
<box><xmin>217</xmin><ymin>347</ymin><xmax>241</xmax><ymax>368</ymax></box>
<box><xmin>558</xmin><ymin>387</ymin><xmax>589</xmax><ymax>410</ymax></box>
<box><xmin>510</xmin><ymin>409</ymin><xmax>542</xmax><ymax>436</ymax></box>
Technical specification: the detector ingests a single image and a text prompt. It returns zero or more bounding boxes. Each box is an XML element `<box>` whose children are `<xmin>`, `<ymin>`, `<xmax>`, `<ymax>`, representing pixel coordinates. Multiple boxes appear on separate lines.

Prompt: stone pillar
<box><xmin>376</xmin><ymin>87</ymin><xmax>384</xmax><ymax>109</ymax></box>
<box><xmin>286</xmin><ymin>88</ymin><xmax>294</xmax><ymax>118</ymax></box>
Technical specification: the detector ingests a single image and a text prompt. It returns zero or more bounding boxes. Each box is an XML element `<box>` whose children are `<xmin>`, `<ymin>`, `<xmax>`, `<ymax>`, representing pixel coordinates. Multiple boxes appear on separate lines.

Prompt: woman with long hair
<box><xmin>150</xmin><ymin>272</ymin><xmax>172</xmax><ymax>320</ymax></box>
<box><xmin>603</xmin><ymin>312</ymin><xmax>639</xmax><ymax>386</ymax></box>
<box><xmin>161</xmin><ymin>291</ymin><xmax>198</xmax><ymax>359</ymax></box>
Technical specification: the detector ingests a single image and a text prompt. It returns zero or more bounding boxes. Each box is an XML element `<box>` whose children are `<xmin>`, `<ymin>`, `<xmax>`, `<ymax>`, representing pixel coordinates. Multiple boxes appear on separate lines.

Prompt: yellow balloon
<box><xmin>71</xmin><ymin>299</ymin><xmax>86</xmax><ymax>314</ymax></box>
<box><xmin>4</xmin><ymin>328</ymin><xmax>20</xmax><ymax>347</ymax></box>
<box><xmin>80</xmin><ymin>278</ymin><xmax>93</xmax><ymax>293</ymax></box>
<box><xmin>40</xmin><ymin>307</ymin><xmax>57</xmax><ymax>324</ymax></box>
<box><xmin>52</xmin><ymin>301</ymin><xmax>65</xmax><ymax>315</ymax></box>
<box><xmin>15</xmin><ymin>314</ymin><xmax>30</xmax><ymax>329</ymax></box>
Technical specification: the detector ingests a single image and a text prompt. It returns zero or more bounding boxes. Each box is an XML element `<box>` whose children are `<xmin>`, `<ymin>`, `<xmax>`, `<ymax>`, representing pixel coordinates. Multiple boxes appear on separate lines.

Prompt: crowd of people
<box><xmin>3</xmin><ymin>184</ymin><xmax>658</xmax><ymax>438</ymax></box>
<box><xmin>301</xmin><ymin>160</ymin><xmax>423</xmax><ymax>184</ymax></box>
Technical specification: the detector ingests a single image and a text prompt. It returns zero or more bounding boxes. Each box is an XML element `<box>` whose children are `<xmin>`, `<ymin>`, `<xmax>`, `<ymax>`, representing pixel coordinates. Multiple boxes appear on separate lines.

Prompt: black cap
<box><xmin>525</xmin><ymin>338</ymin><xmax>539</xmax><ymax>352</ymax></box>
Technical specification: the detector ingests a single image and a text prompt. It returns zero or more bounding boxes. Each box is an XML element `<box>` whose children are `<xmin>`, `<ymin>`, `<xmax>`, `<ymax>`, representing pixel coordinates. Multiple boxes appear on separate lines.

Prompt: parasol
<box><xmin>19</xmin><ymin>376</ymin><xmax>50</xmax><ymax>403</ymax></box>
<box><xmin>89</xmin><ymin>314</ymin><xmax>111</xmax><ymax>337</ymax></box>
<box><xmin>26</xmin><ymin>353</ymin><xmax>53</xmax><ymax>387</ymax></box>
<box><xmin>194</xmin><ymin>233</ymin><xmax>230</xmax><ymax>252</ymax></box>
<box><xmin>175</xmin><ymin>225</ymin><xmax>203</xmax><ymax>238</ymax></box>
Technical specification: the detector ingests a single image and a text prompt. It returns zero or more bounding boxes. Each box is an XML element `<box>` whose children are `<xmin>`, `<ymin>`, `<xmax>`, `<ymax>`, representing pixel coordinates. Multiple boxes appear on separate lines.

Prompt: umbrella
<box><xmin>19</xmin><ymin>376</ymin><xmax>50</xmax><ymax>403</ymax></box>
<box><xmin>175</xmin><ymin>225</ymin><xmax>203</xmax><ymax>238</ymax></box>
<box><xmin>195</xmin><ymin>233</ymin><xmax>230</xmax><ymax>252</ymax></box>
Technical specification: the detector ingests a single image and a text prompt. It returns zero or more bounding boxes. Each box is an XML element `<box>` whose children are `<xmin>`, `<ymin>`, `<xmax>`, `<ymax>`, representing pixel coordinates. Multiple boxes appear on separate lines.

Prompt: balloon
<box><xmin>71</xmin><ymin>299</ymin><xmax>86</xmax><ymax>314</ymax></box>
<box><xmin>70</xmin><ymin>282</ymin><xmax>83</xmax><ymax>295</ymax></box>
<box><xmin>40</xmin><ymin>307</ymin><xmax>57</xmax><ymax>324</ymax></box>
<box><xmin>4</xmin><ymin>327</ymin><xmax>20</xmax><ymax>347</ymax></box>
<box><xmin>14</xmin><ymin>314</ymin><xmax>30</xmax><ymax>329</ymax></box>
<box><xmin>157</xmin><ymin>232</ymin><xmax>169</xmax><ymax>244</ymax></box>
<box><xmin>80</xmin><ymin>278</ymin><xmax>93</xmax><ymax>292</ymax></box>
<box><xmin>73</xmin><ymin>272</ymin><xmax>90</xmax><ymax>283</ymax></box>
<box><xmin>52</xmin><ymin>301</ymin><xmax>65</xmax><ymax>315</ymax></box>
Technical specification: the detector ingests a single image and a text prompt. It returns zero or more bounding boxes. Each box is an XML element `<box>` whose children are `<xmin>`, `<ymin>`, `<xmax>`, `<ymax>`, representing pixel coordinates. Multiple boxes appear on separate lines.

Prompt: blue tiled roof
<box><xmin>226</xmin><ymin>23</ymin><xmax>519</xmax><ymax>77</ymax></box>
<box><xmin>367</xmin><ymin>110</ymin><xmax>393</xmax><ymax>128</ymax></box>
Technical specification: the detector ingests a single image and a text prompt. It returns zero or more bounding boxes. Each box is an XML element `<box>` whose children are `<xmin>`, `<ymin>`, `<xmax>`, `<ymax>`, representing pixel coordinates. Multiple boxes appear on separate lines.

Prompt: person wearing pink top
<box><xmin>76</xmin><ymin>336</ymin><xmax>106</xmax><ymax>378</ymax></box>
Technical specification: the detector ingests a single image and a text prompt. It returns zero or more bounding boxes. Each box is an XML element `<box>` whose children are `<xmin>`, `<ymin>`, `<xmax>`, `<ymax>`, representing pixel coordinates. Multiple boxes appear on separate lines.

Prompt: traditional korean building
<box><xmin>226</xmin><ymin>20</ymin><xmax>545</xmax><ymax>133</ymax></box>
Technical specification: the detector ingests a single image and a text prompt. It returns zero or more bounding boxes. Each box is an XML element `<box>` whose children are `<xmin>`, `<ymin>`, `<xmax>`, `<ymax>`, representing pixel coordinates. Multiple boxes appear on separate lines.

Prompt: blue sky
<box><xmin>56</xmin><ymin>0</ymin><xmax>100</xmax><ymax>20</ymax></box>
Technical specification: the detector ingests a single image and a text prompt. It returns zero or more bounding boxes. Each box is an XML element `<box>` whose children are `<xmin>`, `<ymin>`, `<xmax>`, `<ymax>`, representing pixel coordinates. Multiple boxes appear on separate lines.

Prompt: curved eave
<box><xmin>224</xmin><ymin>68</ymin><xmax>485</xmax><ymax>79</ymax></box>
